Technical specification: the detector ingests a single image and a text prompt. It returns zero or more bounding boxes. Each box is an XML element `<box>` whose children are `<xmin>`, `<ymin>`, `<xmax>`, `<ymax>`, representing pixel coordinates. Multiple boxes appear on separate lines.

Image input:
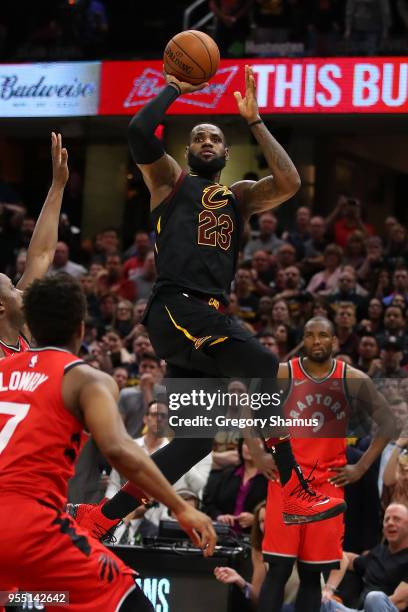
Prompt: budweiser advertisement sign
<box><xmin>100</xmin><ymin>57</ymin><xmax>408</xmax><ymax>115</ymax></box>
<box><xmin>0</xmin><ymin>62</ymin><xmax>101</xmax><ymax>117</ymax></box>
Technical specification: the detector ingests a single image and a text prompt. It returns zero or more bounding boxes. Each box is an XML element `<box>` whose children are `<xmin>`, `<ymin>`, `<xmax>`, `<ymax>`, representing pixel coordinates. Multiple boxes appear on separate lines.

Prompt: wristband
<box><xmin>168</xmin><ymin>82</ymin><xmax>182</xmax><ymax>95</ymax></box>
<box><xmin>248</xmin><ymin>119</ymin><xmax>263</xmax><ymax>128</ymax></box>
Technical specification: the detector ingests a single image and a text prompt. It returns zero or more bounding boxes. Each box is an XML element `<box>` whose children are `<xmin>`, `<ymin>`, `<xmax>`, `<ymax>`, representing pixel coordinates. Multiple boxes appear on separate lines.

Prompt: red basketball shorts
<box><xmin>0</xmin><ymin>496</ymin><xmax>137</xmax><ymax>611</ymax></box>
<box><xmin>262</xmin><ymin>477</ymin><xmax>344</xmax><ymax>571</ymax></box>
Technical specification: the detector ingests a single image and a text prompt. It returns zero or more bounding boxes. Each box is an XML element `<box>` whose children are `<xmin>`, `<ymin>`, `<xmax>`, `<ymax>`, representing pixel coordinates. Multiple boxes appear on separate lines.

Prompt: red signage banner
<box><xmin>99</xmin><ymin>57</ymin><xmax>408</xmax><ymax>115</ymax></box>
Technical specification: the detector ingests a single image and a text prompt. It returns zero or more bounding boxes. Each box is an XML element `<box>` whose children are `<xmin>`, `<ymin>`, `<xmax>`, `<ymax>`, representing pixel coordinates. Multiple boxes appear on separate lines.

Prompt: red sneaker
<box><xmin>282</xmin><ymin>466</ymin><xmax>346</xmax><ymax>525</ymax></box>
<box><xmin>66</xmin><ymin>501</ymin><xmax>121</xmax><ymax>542</ymax></box>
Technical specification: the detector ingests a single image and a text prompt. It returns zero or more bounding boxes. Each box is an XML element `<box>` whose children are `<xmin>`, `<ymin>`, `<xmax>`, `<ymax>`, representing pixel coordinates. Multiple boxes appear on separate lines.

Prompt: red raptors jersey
<box><xmin>0</xmin><ymin>348</ymin><xmax>86</xmax><ymax>509</ymax></box>
<box><xmin>0</xmin><ymin>334</ymin><xmax>30</xmax><ymax>358</ymax></box>
<box><xmin>286</xmin><ymin>357</ymin><xmax>350</xmax><ymax>473</ymax></box>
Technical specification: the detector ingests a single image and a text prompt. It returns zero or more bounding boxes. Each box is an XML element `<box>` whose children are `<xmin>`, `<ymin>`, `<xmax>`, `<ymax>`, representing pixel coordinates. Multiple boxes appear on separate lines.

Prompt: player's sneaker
<box><xmin>282</xmin><ymin>466</ymin><xmax>346</xmax><ymax>525</ymax></box>
<box><xmin>66</xmin><ymin>501</ymin><xmax>121</xmax><ymax>543</ymax></box>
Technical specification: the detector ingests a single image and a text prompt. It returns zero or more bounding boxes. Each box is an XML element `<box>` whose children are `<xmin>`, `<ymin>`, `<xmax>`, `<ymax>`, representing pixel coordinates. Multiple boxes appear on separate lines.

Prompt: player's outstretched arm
<box><xmin>231</xmin><ymin>65</ymin><xmax>301</xmax><ymax>218</ymax></box>
<box><xmin>329</xmin><ymin>366</ymin><xmax>399</xmax><ymax>487</ymax></box>
<box><xmin>17</xmin><ymin>133</ymin><xmax>68</xmax><ymax>291</ymax></box>
<box><xmin>128</xmin><ymin>74</ymin><xmax>206</xmax><ymax>209</ymax></box>
<box><xmin>64</xmin><ymin>366</ymin><xmax>216</xmax><ymax>555</ymax></box>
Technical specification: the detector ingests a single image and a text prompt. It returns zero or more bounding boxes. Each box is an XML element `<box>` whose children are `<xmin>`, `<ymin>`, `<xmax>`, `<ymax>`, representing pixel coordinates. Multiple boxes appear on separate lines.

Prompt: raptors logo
<box><xmin>201</xmin><ymin>184</ymin><xmax>233</xmax><ymax>210</ymax></box>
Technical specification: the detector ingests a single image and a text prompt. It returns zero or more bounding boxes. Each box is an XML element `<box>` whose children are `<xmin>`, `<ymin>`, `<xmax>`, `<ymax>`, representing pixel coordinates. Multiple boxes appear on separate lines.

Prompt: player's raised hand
<box><xmin>51</xmin><ymin>132</ymin><xmax>69</xmax><ymax>189</ymax></box>
<box><xmin>164</xmin><ymin>71</ymin><xmax>209</xmax><ymax>95</ymax></box>
<box><xmin>174</xmin><ymin>504</ymin><xmax>217</xmax><ymax>557</ymax></box>
<box><xmin>234</xmin><ymin>65</ymin><xmax>260</xmax><ymax>124</ymax></box>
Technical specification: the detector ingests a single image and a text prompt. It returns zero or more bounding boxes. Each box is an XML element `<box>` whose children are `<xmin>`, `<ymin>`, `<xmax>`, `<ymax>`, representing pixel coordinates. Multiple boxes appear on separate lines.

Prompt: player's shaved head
<box><xmin>304</xmin><ymin>316</ymin><xmax>335</xmax><ymax>336</ymax></box>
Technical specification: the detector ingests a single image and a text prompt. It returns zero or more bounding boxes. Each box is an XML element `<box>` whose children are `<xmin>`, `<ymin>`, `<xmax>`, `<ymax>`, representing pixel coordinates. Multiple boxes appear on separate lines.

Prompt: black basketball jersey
<box><xmin>151</xmin><ymin>172</ymin><xmax>241</xmax><ymax>304</ymax></box>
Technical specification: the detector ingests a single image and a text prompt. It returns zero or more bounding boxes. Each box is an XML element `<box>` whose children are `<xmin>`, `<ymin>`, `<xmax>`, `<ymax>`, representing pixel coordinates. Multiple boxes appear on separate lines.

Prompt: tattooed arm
<box><xmin>230</xmin><ymin>66</ymin><xmax>301</xmax><ymax>220</ymax></box>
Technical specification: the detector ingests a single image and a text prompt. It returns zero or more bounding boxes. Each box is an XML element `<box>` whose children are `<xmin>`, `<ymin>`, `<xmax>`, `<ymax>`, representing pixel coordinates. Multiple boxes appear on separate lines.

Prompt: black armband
<box><xmin>128</xmin><ymin>84</ymin><xmax>180</xmax><ymax>164</ymax></box>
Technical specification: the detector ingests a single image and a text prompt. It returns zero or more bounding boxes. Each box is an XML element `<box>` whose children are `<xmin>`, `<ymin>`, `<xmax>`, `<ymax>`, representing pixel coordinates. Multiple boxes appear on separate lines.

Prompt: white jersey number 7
<box><xmin>0</xmin><ymin>401</ymin><xmax>30</xmax><ymax>454</ymax></box>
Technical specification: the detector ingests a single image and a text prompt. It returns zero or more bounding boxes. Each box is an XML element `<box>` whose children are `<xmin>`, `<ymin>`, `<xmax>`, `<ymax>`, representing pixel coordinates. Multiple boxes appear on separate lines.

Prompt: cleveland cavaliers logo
<box><xmin>201</xmin><ymin>184</ymin><xmax>233</xmax><ymax>210</ymax></box>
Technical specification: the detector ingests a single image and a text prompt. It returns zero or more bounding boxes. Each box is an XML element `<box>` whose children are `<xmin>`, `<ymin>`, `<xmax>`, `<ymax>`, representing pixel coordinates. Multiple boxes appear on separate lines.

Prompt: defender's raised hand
<box><xmin>233</xmin><ymin>65</ymin><xmax>260</xmax><ymax>124</ymax></box>
<box><xmin>51</xmin><ymin>132</ymin><xmax>69</xmax><ymax>189</ymax></box>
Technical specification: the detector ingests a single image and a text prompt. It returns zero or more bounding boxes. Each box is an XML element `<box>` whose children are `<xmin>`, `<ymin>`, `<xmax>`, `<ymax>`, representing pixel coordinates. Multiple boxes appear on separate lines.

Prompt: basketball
<box><xmin>163</xmin><ymin>30</ymin><xmax>220</xmax><ymax>85</ymax></box>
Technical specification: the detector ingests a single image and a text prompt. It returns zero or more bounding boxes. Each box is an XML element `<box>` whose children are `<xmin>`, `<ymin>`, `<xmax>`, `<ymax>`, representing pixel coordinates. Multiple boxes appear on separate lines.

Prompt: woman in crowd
<box><xmin>213</xmin><ymin>501</ymin><xmax>268</xmax><ymax>607</ymax></box>
<box><xmin>203</xmin><ymin>440</ymin><xmax>268</xmax><ymax>535</ymax></box>
<box><xmin>358</xmin><ymin>297</ymin><xmax>384</xmax><ymax>334</ymax></box>
<box><xmin>306</xmin><ymin>244</ymin><xmax>343</xmax><ymax>295</ymax></box>
<box><xmin>343</xmin><ymin>230</ymin><xmax>367</xmax><ymax>270</ymax></box>
<box><xmin>112</xmin><ymin>299</ymin><xmax>135</xmax><ymax>340</ymax></box>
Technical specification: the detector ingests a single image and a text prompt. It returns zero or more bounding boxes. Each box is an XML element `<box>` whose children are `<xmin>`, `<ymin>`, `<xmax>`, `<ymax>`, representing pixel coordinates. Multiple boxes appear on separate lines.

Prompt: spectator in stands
<box><xmin>9</xmin><ymin>248</ymin><xmax>27</xmax><ymax>286</ymax></box>
<box><xmin>382</xmin><ymin>436</ymin><xmax>408</xmax><ymax>508</ymax></box>
<box><xmin>79</xmin><ymin>273</ymin><xmax>100</xmax><ymax>320</ymax></box>
<box><xmin>257</xmin><ymin>332</ymin><xmax>280</xmax><ymax>357</ymax></box>
<box><xmin>357</xmin><ymin>334</ymin><xmax>380</xmax><ymax>374</ymax></box>
<box><xmin>384</xmin><ymin>224</ymin><xmax>408</xmax><ymax>271</ymax></box>
<box><xmin>270</xmin><ymin>297</ymin><xmax>291</xmax><ymax>330</ymax></box>
<box><xmin>119</xmin><ymin>352</ymin><xmax>164</xmax><ymax>438</ymax></box>
<box><xmin>275</xmin><ymin>242</ymin><xmax>298</xmax><ymax>270</ymax></box>
<box><xmin>95</xmin><ymin>292</ymin><xmax>117</xmax><ymax>337</ymax></box>
<box><xmin>214</xmin><ymin>501</ymin><xmax>267</xmax><ymax>606</ymax></box>
<box><xmin>312</xmin><ymin>295</ymin><xmax>331</xmax><ymax>319</ymax></box>
<box><xmin>306</xmin><ymin>244</ymin><xmax>343</xmax><ymax>295</ymax></box>
<box><xmin>376</xmin><ymin>306</ymin><xmax>408</xmax><ymax>357</ymax></box>
<box><xmin>344</xmin><ymin>231</ymin><xmax>367</xmax><ymax>270</ymax></box>
<box><xmin>334</xmin><ymin>302</ymin><xmax>360</xmax><ymax>362</ymax></box>
<box><xmin>326</xmin><ymin>196</ymin><xmax>374</xmax><ymax>248</ymax></box>
<box><xmin>283</xmin><ymin>206</ymin><xmax>311</xmax><ymax>259</ymax></box>
<box><xmin>357</xmin><ymin>236</ymin><xmax>385</xmax><ymax>290</ymax></box>
<box><xmin>383</xmin><ymin>268</ymin><xmax>408</xmax><ymax>307</ymax></box>
<box><xmin>377</xmin><ymin>396</ymin><xmax>408</xmax><ymax>501</ymax></box>
<box><xmin>111</xmin><ymin>299</ymin><xmax>134</xmax><ymax>339</ymax></box>
<box><xmin>212</xmin><ymin>379</ymin><xmax>246</xmax><ymax>470</ymax></box>
<box><xmin>321</xmin><ymin>503</ymin><xmax>408</xmax><ymax>612</ymax></box>
<box><xmin>97</xmin><ymin>227</ymin><xmax>120</xmax><ymax>257</ymax></box>
<box><xmin>306</xmin><ymin>0</ymin><xmax>343</xmax><ymax>56</ymax></box>
<box><xmin>97</xmin><ymin>252</ymin><xmax>136</xmax><ymax>301</ymax></box>
<box><xmin>359</xmin><ymin>297</ymin><xmax>384</xmax><ymax>335</ymax></box>
<box><xmin>275</xmin><ymin>266</ymin><xmax>309</xmax><ymax>326</ymax></box>
<box><xmin>372</xmin><ymin>337</ymin><xmax>408</xmax><ymax>379</ymax></box>
<box><xmin>102</xmin><ymin>330</ymin><xmax>133</xmax><ymax>369</ymax></box>
<box><xmin>244</xmin><ymin>211</ymin><xmax>283</xmax><ymax>259</ymax></box>
<box><xmin>130</xmin><ymin>251</ymin><xmax>156</xmax><ymax>300</ymax></box>
<box><xmin>209</xmin><ymin>0</ymin><xmax>253</xmax><ymax>57</ymax></box>
<box><xmin>251</xmin><ymin>250</ymin><xmax>276</xmax><ymax>296</ymax></box>
<box><xmin>47</xmin><ymin>240</ymin><xmax>86</xmax><ymax>278</ymax></box>
<box><xmin>112</xmin><ymin>366</ymin><xmax>129</xmax><ymax>391</ymax></box>
<box><xmin>234</xmin><ymin>267</ymin><xmax>259</xmax><ymax>323</ymax></box>
<box><xmin>345</xmin><ymin>0</ymin><xmax>391</xmax><ymax>56</ymax></box>
<box><xmin>302</xmin><ymin>215</ymin><xmax>329</xmax><ymax>277</ymax></box>
<box><xmin>274</xmin><ymin>322</ymin><xmax>296</xmax><ymax>360</ymax></box>
<box><xmin>203</xmin><ymin>439</ymin><xmax>268</xmax><ymax>534</ymax></box>
<box><xmin>123</xmin><ymin>230</ymin><xmax>152</xmax><ymax>283</ymax></box>
<box><xmin>328</xmin><ymin>266</ymin><xmax>368</xmax><ymax>318</ymax></box>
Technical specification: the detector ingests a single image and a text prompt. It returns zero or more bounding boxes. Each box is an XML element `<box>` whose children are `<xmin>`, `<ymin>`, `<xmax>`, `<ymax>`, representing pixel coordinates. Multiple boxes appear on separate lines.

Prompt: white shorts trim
<box><xmin>115</xmin><ymin>582</ymin><xmax>136</xmax><ymax>612</ymax></box>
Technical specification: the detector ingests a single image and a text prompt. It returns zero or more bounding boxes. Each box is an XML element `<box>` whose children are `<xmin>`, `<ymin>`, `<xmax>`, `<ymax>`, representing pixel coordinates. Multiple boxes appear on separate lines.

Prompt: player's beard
<box><xmin>187</xmin><ymin>150</ymin><xmax>226</xmax><ymax>179</ymax></box>
<box><xmin>308</xmin><ymin>348</ymin><xmax>333</xmax><ymax>364</ymax></box>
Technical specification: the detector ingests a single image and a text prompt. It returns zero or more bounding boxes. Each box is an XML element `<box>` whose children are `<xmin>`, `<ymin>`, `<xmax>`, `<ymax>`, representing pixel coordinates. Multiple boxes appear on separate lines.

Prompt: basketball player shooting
<box><xmin>0</xmin><ymin>133</ymin><xmax>68</xmax><ymax>359</ymax></box>
<box><xmin>73</xmin><ymin>66</ymin><xmax>347</xmax><ymax>539</ymax></box>
<box><xmin>0</xmin><ymin>275</ymin><xmax>216</xmax><ymax>612</ymax></box>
